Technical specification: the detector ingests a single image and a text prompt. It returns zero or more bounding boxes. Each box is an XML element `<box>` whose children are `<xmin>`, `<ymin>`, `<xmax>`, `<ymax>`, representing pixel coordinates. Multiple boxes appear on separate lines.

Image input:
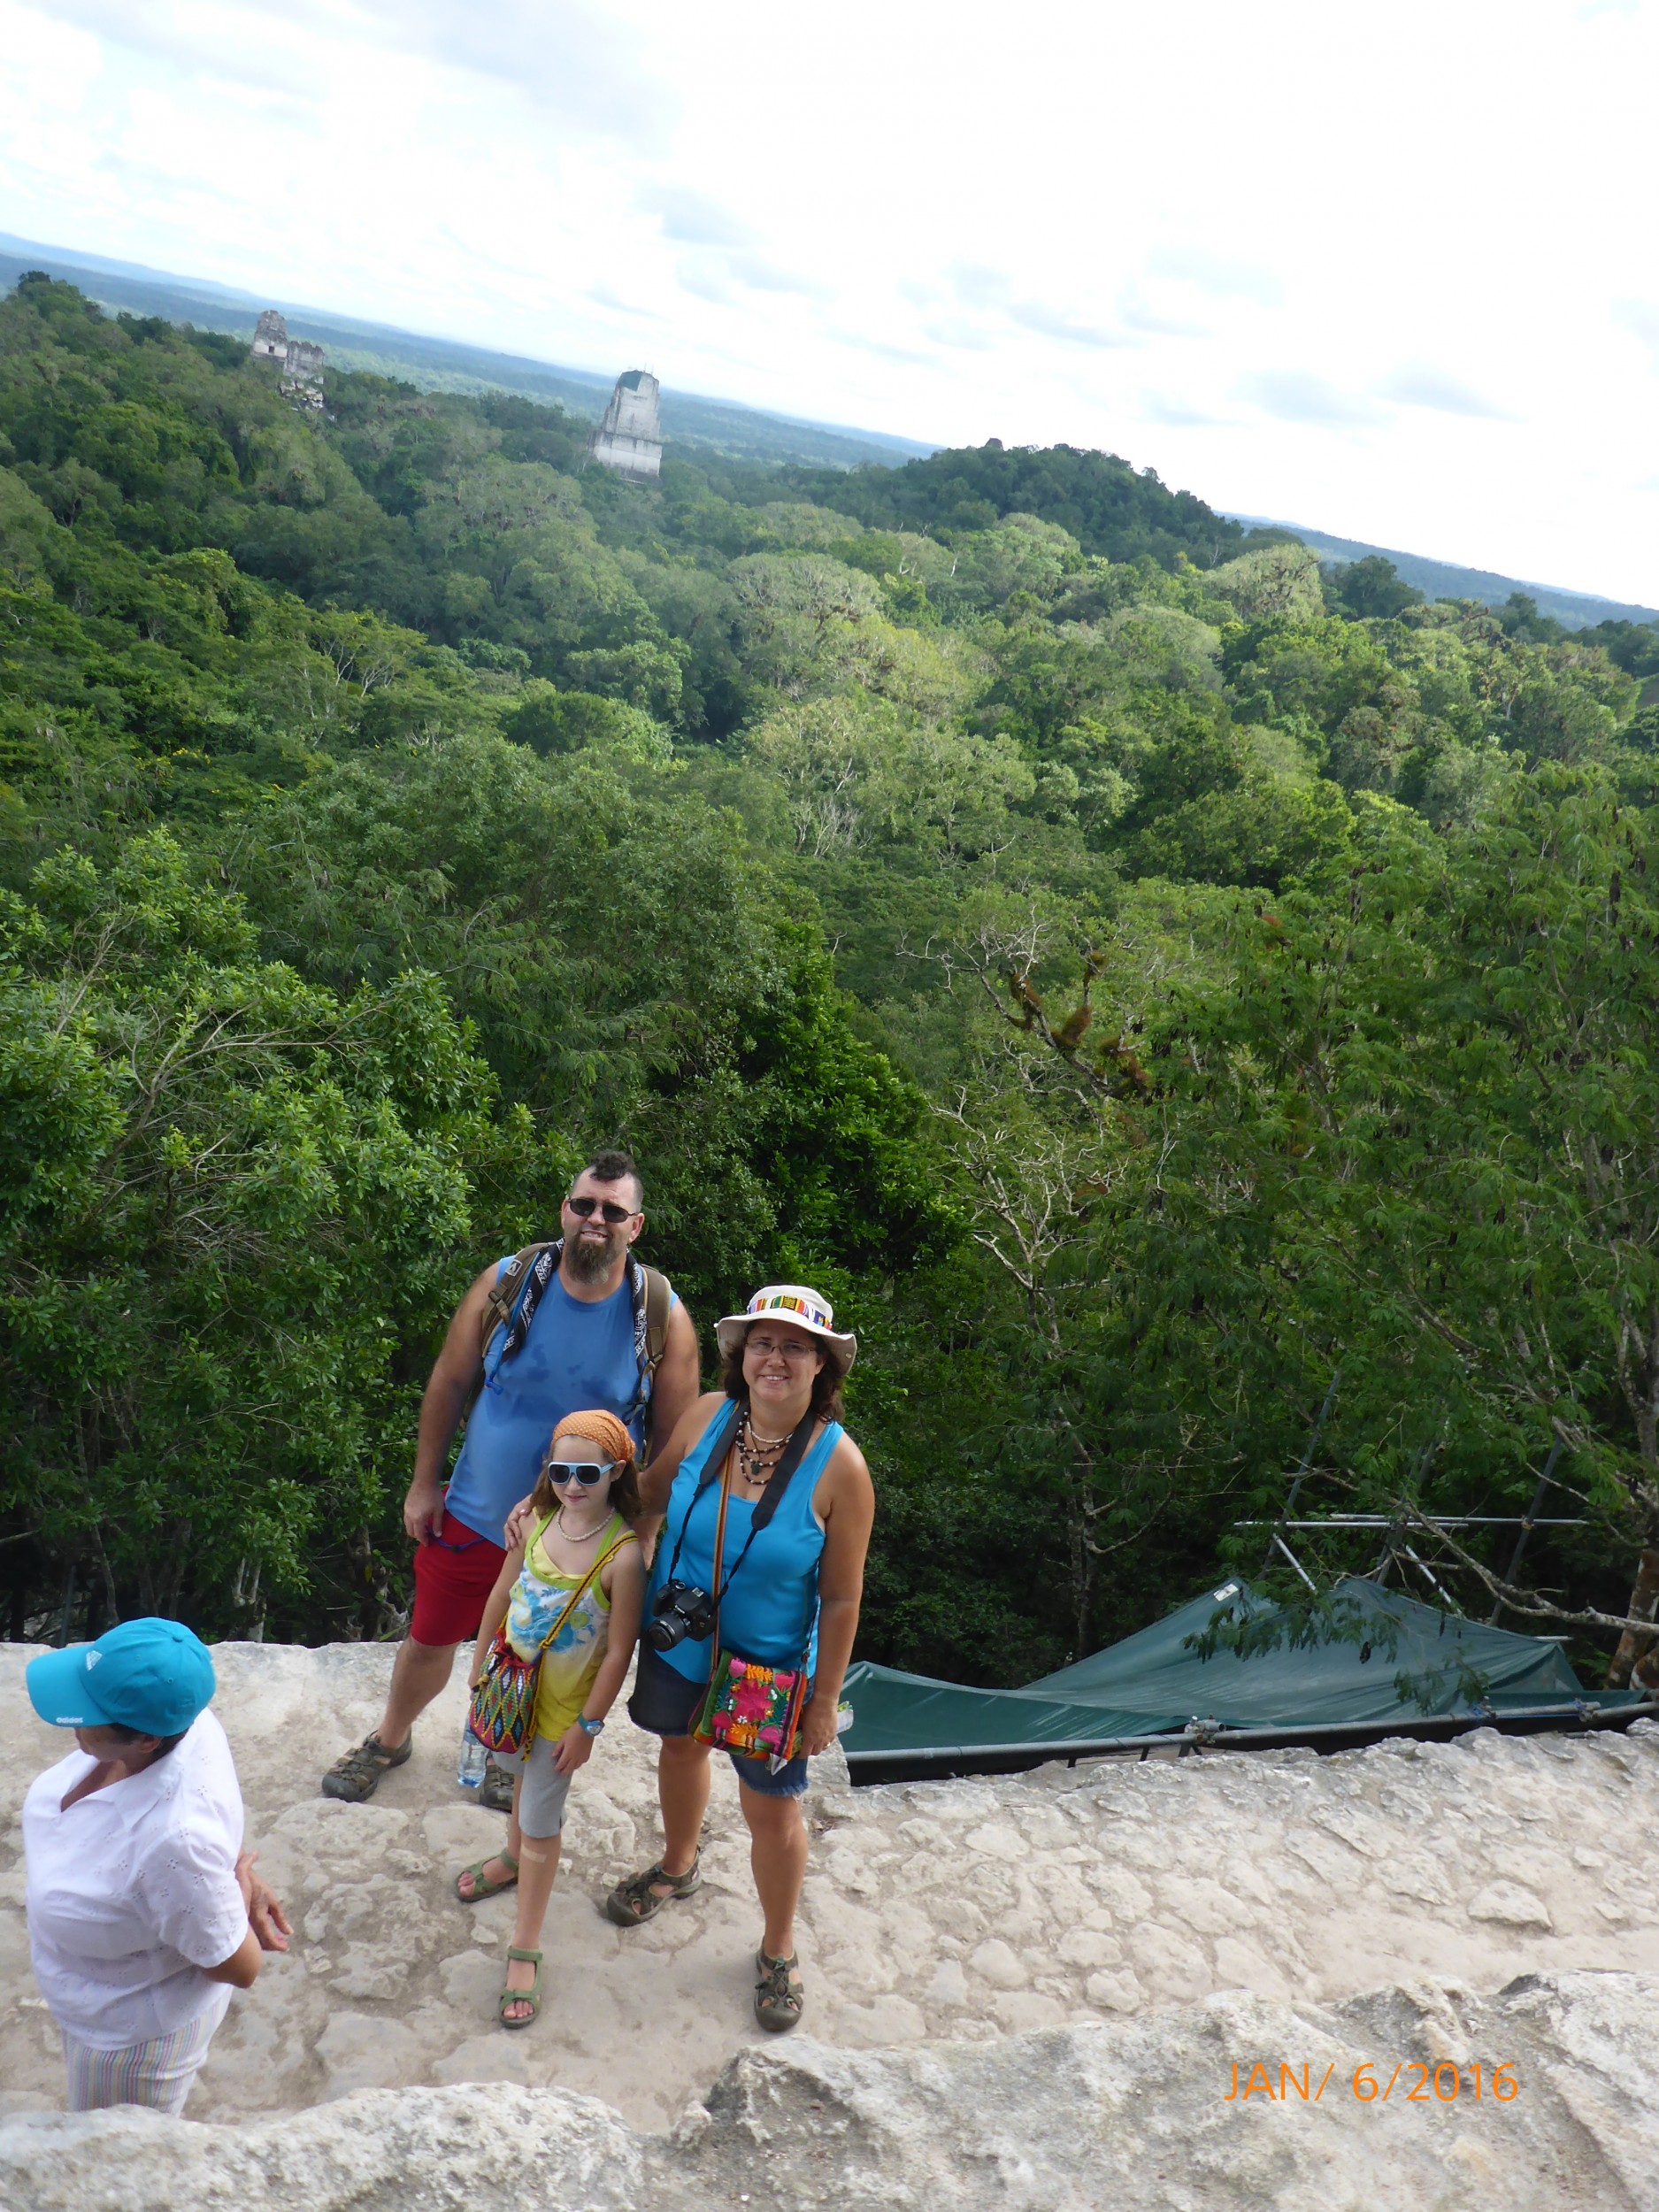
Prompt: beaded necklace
<box><xmin>733</xmin><ymin>1405</ymin><xmax>795</xmax><ymax>1489</ymax></box>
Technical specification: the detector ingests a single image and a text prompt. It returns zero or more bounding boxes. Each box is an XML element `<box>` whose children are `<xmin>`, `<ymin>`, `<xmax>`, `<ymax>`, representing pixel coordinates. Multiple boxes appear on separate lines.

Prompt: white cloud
<box><xmin>37</xmin><ymin>0</ymin><xmax>676</xmax><ymax>138</ymax></box>
<box><xmin>1119</xmin><ymin>288</ymin><xmax>1212</xmax><ymax>342</ymax></box>
<box><xmin>637</xmin><ymin>187</ymin><xmax>756</xmax><ymax>250</ymax></box>
<box><xmin>1144</xmin><ymin>248</ymin><xmax>1285</xmax><ymax>310</ymax></box>
<box><xmin>1140</xmin><ymin>392</ymin><xmax>1233</xmax><ymax>431</ymax></box>
<box><xmin>1240</xmin><ymin>372</ymin><xmax>1386</xmax><ymax>432</ymax></box>
<box><xmin>2</xmin><ymin>0</ymin><xmax>1658</xmax><ymax>601</ymax></box>
<box><xmin>1615</xmin><ymin>301</ymin><xmax>1659</xmax><ymax>368</ymax></box>
<box><xmin>949</xmin><ymin>265</ymin><xmax>1013</xmax><ymax>311</ymax></box>
<box><xmin>1379</xmin><ymin>367</ymin><xmax>1516</xmax><ymax>421</ymax></box>
<box><xmin>1007</xmin><ymin>300</ymin><xmax>1132</xmax><ymax>350</ymax></box>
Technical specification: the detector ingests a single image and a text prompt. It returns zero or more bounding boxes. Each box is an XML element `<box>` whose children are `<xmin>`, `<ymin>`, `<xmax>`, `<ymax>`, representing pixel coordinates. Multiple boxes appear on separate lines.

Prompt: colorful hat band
<box><xmin>747</xmin><ymin>1292</ymin><xmax>833</xmax><ymax>1328</ymax></box>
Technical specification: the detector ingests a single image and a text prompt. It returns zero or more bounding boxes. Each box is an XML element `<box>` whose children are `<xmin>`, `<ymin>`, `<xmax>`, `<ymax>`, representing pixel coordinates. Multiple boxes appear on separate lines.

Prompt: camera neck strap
<box><xmin>708</xmin><ymin>1403</ymin><xmax>818</xmax><ymax>1664</ymax></box>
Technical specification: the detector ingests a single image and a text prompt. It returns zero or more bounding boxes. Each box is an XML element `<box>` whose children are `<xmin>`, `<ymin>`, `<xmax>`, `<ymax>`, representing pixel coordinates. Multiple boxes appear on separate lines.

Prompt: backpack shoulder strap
<box><xmin>460</xmin><ymin>1242</ymin><xmax>557</xmax><ymax>1425</ymax></box>
<box><xmin>479</xmin><ymin>1242</ymin><xmax>558</xmax><ymax>1364</ymax></box>
<box><xmin>640</xmin><ymin>1264</ymin><xmax>672</xmax><ymax>1378</ymax></box>
<box><xmin>633</xmin><ymin>1263</ymin><xmax>675</xmax><ymax>1454</ymax></box>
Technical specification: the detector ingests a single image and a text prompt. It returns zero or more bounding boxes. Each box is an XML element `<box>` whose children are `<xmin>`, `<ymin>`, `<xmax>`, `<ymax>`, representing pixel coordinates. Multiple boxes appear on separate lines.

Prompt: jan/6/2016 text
<box><xmin>1224</xmin><ymin>2060</ymin><xmax>1519</xmax><ymax>2103</ymax></box>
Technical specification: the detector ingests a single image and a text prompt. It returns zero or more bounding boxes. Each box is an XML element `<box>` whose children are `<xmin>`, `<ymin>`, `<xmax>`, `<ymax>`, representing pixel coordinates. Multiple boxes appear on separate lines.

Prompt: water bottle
<box><xmin>456</xmin><ymin>1724</ymin><xmax>488</xmax><ymax>1792</ymax></box>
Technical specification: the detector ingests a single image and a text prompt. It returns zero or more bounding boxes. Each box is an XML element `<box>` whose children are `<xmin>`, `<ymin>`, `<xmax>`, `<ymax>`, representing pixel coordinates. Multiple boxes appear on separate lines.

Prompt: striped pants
<box><xmin>60</xmin><ymin>2003</ymin><xmax>222</xmax><ymax>2116</ymax></box>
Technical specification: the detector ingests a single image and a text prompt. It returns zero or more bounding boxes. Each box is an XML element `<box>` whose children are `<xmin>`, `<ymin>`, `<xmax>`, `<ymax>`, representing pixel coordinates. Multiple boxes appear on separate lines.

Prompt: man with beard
<box><xmin>321</xmin><ymin>1151</ymin><xmax>699</xmax><ymax>1805</ymax></box>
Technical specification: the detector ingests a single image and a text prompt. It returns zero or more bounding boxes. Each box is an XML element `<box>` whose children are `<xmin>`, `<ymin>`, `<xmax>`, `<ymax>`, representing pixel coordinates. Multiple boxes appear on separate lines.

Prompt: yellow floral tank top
<box><xmin>504</xmin><ymin>1511</ymin><xmax>634</xmax><ymax>1741</ymax></box>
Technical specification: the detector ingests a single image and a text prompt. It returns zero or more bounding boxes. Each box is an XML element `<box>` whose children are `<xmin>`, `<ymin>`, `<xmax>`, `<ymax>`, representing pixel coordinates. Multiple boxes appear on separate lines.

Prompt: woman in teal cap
<box><xmin>22</xmin><ymin>1617</ymin><xmax>290</xmax><ymax>2114</ymax></box>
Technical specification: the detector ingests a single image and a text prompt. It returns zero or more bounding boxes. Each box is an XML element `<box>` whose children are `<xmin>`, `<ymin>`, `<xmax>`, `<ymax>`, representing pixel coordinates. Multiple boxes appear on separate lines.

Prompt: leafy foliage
<box><xmin>5</xmin><ymin>272</ymin><xmax>1659</xmax><ymax>1684</ymax></box>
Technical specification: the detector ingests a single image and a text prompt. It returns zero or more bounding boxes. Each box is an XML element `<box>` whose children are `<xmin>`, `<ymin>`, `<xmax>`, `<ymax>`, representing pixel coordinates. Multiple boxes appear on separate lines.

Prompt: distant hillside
<box><xmin>8</xmin><ymin>235</ymin><xmax>1650</xmax><ymax>621</ymax></box>
<box><xmin>1231</xmin><ymin>515</ymin><xmax>1659</xmax><ymax>633</ymax></box>
<box><xmin>0</xmin><ymin>234</ymin><xmax>935</xmax><ymax>472</ymax></box>
<box><xmin>788</xmin><ymin>440</ymin><xmax>1248</xmax><ymax>570</ymax></box>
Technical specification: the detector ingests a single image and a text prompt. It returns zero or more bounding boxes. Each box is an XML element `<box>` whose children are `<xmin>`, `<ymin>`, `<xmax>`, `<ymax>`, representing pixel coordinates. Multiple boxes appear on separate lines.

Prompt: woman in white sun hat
<box><xmin>605</xmin><ymin>1284</ymin><xmax>873</xmax><ymax>2032</ymax></box>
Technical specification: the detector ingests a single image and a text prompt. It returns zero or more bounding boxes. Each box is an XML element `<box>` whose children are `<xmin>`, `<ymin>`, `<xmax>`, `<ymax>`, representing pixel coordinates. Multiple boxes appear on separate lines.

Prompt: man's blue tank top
<box><xmin>649</xmin><ymin>1403</ymin><xmax>839</xmax><ymax>1686</ymax></box>
<box><xmin>444</xmin><ymin>1267</ymin><xmax>657</xmax><ymax>1547</ymax></box>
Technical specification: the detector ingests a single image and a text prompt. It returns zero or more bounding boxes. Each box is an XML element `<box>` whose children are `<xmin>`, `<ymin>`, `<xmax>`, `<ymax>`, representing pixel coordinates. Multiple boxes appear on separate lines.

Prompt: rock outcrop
<box><xmin>3</xmin><ymin>1644</ymin><xmax>1656</xmax><ymax>2205</ymax></box>
<box><xmin>4</xmin><ymin>1974</ymin><xmax>1657</xmax><ymax>2209</ymax></box>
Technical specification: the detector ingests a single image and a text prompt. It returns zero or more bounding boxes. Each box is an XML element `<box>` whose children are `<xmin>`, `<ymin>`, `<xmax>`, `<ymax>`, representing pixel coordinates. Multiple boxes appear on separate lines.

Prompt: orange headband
<box><xmin>549</xmin><ymin>1409</ymin><xmax>635</xmax><ymax>1469</ymax></box>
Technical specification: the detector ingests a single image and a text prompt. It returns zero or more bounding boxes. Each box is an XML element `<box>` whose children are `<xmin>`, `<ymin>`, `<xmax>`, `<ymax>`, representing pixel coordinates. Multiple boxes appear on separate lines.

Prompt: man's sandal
<box><xmin>498</xmin><ymin>1947</ymin><xmax>542</xmax><ymax>2029</ymax></box>
<box><xmin>478</xmin><ymin>1758</ymin><xmax>515</xmax><ymax>1815</ymax></box>
<box><xmin>754</xmin><ymin>1947</ymin><xmax>804</xmax><ymax>2032</ymax></box>
<box><xmin>320</xmin><ymin>1733</ymin><xmax>412</xmax><ymax>1803</ymax></box>
<box><xmin>603</xmin><ymin>1853</ymin><xmax>702</xmax><ymax>1927</ymax></box>
<box><xmin>454</xmin><ymin>1851</ymin><xmax>518</xmax><ymax>1903</ymax></box>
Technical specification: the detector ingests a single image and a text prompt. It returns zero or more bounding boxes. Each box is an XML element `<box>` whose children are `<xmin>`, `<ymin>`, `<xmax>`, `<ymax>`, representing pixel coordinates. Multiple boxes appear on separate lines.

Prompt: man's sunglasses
<box><xmin>545</xmin><ymin>1458</ymin><xmax>622</xmax><ymax>1487</ymax></box>
<box><xmin>565</xmin><ymin>1195</ymin><xmax>638</xmax><ymax>1224</ymax></box>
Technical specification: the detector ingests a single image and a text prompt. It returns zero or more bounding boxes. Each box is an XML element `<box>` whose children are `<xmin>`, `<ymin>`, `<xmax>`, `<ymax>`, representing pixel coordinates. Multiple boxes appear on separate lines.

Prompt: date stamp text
<box><xmin>1225</xmin><ymin>2061</ymin><xmax>1519</xmax><ymax>2104</ymax></box>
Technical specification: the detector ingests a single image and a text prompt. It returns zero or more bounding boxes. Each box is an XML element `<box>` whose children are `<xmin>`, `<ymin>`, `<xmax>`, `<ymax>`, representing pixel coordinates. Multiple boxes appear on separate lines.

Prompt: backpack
<box><xmin>472</xmin><ymin>1244</ymin><xmax>674</xmax><ymax>1448</ymax></box>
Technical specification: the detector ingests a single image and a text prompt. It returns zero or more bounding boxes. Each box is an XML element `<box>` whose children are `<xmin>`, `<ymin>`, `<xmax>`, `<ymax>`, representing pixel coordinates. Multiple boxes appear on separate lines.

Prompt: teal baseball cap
<box><xmin>27</xmin><ymin>1617</ymin><xmax>216</xmax><ymax>1736</ymax></box>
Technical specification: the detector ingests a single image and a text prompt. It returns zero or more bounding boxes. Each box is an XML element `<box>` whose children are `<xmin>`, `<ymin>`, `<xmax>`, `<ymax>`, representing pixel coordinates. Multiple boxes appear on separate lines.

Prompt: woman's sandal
<box><xmin>754</xmin><ymin>1947</ymin><xmax>804</xmax><ymax>2032</ymax></box>
<box><xmin>454</xmin><ymin>1851</ymin><xmax>518</xmax><ymax>1903</ymax></box>
<box><xmin>498</xmin><ymin>1946</ymin><xmax>542</xmax><ymax>2029</ymax></box>
<box><xmin>603</xmin><ymin>1851</ymin><xmax>702</xmax><ymax>1927</ymax></box>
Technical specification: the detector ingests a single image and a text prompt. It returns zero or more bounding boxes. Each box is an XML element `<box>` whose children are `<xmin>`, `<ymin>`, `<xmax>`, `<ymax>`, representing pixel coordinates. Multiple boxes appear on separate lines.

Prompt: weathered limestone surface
<box><xmin>1</xmin><ymin>1642</ymin><xmax>1656</xmax><ymax>2199</ymax></box>
<box><xmin>3</xmin><ymin>1975</ymin><xmax>1656</xmax><ymax>2209</ymax></box>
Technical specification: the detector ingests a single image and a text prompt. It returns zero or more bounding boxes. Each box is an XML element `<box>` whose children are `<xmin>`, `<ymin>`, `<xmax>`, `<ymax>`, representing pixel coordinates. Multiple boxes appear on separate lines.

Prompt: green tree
<box><xmin>1324</xmin><ymin>555</ymin><xmax>1425</xmax><ymax>622</ymax></box>
<box><xmin>1015</xmin><ymin>779</ymin><xmax>1659</xmax><ymax>1672</ymax></box>
<box><xmin>0</xmin><ymin>831</ymin><xmax>564</xmax><ymax>1638</ymax></box>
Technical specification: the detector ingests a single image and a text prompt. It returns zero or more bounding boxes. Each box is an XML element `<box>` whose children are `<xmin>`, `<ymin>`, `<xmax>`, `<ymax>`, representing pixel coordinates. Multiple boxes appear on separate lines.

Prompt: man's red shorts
<box><xmin>410</xmin><ymin>1507</ymin><xmax>506</xmax><ymax>1646</ymax></box>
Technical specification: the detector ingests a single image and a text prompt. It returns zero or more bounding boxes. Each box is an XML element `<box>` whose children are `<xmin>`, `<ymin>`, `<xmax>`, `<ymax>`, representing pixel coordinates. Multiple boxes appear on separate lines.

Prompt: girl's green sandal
<box><xmin>498</xmin><ymin>1946</ymin><xmax>542</xmax><ymax>2028</ymax></box>
<box><xmin>454</xmin><ymin>1851</ymin><xmax>518</xmax><ymax>1903</ymax></box>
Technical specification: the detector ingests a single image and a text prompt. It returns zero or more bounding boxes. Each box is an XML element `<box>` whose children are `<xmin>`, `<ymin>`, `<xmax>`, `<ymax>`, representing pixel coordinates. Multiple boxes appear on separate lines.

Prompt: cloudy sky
<box><xmin>4</xmin><ymin>0</ymin><xmax>1658</xmax><ymax>601</ymax></box>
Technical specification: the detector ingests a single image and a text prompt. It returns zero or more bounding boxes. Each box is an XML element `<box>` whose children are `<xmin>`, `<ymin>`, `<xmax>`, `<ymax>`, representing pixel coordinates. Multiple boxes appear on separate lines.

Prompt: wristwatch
<box><xmin>577</xmin><ymin>1715</ymin><xmax>605</xmax><ymax>1736</ymax></box>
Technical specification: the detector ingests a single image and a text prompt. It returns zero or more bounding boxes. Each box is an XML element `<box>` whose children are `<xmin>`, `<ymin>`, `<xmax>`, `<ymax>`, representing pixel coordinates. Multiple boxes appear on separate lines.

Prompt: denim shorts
<box><xmin>628</xmin><ymin>1641</ymin><xmax>810</xmax><ymax>1799</ymax></box>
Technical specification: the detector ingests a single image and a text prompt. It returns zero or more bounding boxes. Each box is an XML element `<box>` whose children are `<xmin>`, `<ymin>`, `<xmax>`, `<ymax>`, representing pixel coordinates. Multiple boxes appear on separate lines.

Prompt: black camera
<box><xmin>647</xmin><ymin>1579</ymin><xmax>716</xmax><ymax>1652</ymax></box>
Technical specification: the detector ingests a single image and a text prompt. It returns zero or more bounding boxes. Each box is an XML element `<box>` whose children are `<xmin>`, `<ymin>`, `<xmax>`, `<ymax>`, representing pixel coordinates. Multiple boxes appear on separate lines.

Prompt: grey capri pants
<box><xmin>488</xmin><ymin>1735</ymin><xmax>575</xmax><ymax>1836</ymax></box>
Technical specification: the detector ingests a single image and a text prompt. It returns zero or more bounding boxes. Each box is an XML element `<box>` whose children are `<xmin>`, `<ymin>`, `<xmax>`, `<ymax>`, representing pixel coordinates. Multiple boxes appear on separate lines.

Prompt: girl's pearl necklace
<box><xmin>555</xmin><ymin>1507</ymin><xmax>608</xmax><ymax>1542</ymax></box>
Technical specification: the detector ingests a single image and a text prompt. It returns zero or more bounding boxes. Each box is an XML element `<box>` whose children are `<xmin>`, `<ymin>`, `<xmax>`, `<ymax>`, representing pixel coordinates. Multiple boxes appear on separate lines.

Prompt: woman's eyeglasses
<box><xmin>565</xmin><ymin>1195</ymin><xmax>637</xmax><ymax>1224</ymax></box>
<box><xmin>545</xmin><ymin>1458</ymin><xmax>622</xmax><ymax>1486</ymax></box>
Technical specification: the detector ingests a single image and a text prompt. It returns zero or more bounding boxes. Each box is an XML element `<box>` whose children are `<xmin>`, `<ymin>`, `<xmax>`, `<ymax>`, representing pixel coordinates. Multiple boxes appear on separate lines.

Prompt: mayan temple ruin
<box><xmin>588</xmin><ymin>368</ymin><xmax>663</xmax><ymax>480</ymax></box>
<box><xmin>249</xmin><ymin>309</ymin><xmax>325</xmax><ymax>410</ymax></box>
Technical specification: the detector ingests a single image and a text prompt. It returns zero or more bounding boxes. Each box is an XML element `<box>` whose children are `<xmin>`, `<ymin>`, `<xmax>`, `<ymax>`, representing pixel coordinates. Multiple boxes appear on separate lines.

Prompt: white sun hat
<box><xmin>715</xmin><ymin>1284</ymin><xmax>857</xmax><ymax>1366</ymax></box>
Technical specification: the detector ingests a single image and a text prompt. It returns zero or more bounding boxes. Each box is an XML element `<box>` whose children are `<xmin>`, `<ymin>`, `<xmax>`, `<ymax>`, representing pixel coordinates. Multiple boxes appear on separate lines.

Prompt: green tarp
<box><xmin>1033</xmin><ymin>1575</ymin><xmax>1591</xmax><ymax>1725</ymax></box>
<box><xmin>836</xmin><ymin>1663</ymin><xmax>1192</xmax><ymax>1763</ymax></box>
<box><xmin>841</xmin><ymin>1575</ymin><xmax>1640</xmax><ymax>1770</ymax></box>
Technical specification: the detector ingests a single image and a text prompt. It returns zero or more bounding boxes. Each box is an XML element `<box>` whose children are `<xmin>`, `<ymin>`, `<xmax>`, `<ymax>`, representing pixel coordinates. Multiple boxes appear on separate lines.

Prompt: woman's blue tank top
<box><xmin>650</xmin><ymin>1403</ymin><xmax>840</xmax><ymax>1686</ymax></box>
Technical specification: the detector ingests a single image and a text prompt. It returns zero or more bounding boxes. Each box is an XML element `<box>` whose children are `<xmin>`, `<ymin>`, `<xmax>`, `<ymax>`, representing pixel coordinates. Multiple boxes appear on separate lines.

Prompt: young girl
<box><xmin>454</xmin><ymin>1409</ymin><xmax>645</xmax><ymax>2028</ymax></box>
